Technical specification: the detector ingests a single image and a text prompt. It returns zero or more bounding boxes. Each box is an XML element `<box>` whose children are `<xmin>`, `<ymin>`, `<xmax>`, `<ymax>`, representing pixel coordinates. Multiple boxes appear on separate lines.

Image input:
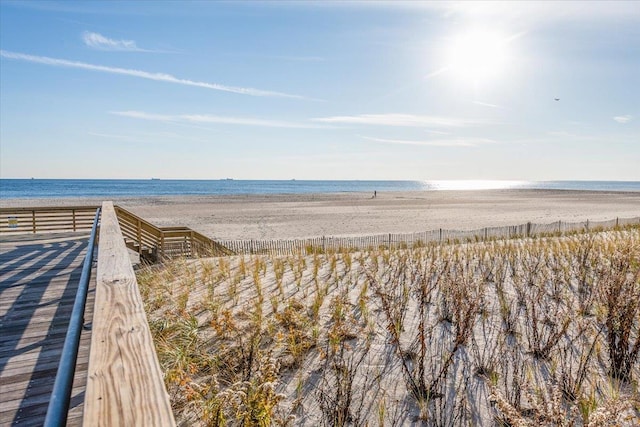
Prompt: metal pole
<box><xmin>43</xmin><ymin>208</ymin><xmax>100</xmax><ymax>427</ymax></box>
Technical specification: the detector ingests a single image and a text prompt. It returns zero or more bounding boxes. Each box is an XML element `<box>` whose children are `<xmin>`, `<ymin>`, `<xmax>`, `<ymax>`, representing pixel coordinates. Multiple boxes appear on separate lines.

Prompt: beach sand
<box><xmin>2</xmin><ymin>189</ymin><xmax>639</xmax><ymax>240</ymax></box>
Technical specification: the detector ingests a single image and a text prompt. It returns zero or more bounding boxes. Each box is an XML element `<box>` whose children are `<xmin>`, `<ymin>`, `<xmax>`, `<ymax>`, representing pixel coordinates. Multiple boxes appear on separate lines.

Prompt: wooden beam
<box><xmin>83</xmin><ymin>202</ymin><xmax>175</xmax><ymax>426</ymax></box>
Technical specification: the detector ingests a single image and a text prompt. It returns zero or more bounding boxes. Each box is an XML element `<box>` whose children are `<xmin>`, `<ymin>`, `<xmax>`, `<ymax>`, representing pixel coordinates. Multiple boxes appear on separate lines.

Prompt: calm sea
<box><xmin>1</xmin><ymin>179</ymin><xmax>639</xmax><ymax>199</ymax></box>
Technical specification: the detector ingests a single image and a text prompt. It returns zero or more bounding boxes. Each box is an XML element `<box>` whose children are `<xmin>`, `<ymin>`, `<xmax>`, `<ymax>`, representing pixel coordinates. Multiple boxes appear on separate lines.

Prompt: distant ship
<box><xmin>151</xmin><ymin>178</ymin><xmax>160</xmax><ymax>180</ymax></box>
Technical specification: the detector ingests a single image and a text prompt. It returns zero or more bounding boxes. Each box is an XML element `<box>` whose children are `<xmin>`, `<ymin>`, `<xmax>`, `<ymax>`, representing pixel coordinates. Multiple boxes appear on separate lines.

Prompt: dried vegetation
<box><xmin>137</xmin><ymin>226</ymin><xmax>640</xmax><ymax>426</ymax></box>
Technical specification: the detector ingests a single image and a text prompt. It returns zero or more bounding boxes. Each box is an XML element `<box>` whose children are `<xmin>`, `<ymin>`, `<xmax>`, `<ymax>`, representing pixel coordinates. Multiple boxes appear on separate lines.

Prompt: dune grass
<box><xmin>137</xmin><ymin>227</ymin><xmax>640</xmax><ymax>426</ymax></box>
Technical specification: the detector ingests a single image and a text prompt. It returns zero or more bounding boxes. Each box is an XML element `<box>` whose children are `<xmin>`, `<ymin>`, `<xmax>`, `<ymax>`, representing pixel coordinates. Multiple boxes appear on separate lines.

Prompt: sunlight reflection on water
<box><xmin>424</xmin><ymin>180</ymin><xmax>528</xmax><ymax>191</ymax></box>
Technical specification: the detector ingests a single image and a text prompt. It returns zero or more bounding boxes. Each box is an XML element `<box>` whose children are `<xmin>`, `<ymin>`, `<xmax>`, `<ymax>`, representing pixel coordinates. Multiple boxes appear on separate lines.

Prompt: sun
<box><xmin>445</xmin><ymin>29</ymin><xmax>510</xmax><ymax>85</ymax></box>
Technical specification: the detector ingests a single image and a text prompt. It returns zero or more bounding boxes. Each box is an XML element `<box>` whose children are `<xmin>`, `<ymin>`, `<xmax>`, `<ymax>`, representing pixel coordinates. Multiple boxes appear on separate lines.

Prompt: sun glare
<box><xmin>445</xmin><ymin>29</ymin><xmax>509</xmax><ymax>85</ymax></box>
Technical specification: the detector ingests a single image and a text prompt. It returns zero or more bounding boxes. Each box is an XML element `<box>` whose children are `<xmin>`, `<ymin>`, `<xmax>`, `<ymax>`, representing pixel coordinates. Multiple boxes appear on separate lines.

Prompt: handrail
<box><xmin>114</xmin><ymin>205</ymin><xmax>234</xmax><ymax>261</ymax></box>
<box><xmin>43</xmin><ymin>207</ymin><xmax>101</xmax><ymax>427</ymax></box>
<box><xmin>0</xmin><ymin>206</ymin><xmax>100</xmax><ymax>234</ymax></box>
<box><xmin>83</xmin><ymin>202</ymin><xmax>176</xmax><ymax>425</ymax></box>
<box><xmin>1</xmin><ymin>204</ymin><xmax>234</xmax><ymax>261</ymax></box>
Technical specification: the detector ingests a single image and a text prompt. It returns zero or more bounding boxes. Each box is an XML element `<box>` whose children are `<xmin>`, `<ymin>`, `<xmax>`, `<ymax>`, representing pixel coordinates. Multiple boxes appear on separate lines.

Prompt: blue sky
<box><xmin>1</xmin><ymin>1</ymin><xmax>638</xmax><ymax>180</ymax></box>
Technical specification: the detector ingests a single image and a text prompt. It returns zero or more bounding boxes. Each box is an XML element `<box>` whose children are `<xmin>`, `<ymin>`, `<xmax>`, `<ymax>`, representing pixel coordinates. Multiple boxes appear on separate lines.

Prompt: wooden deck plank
<box><xmin>0</xmin><ymin>233</ymin><xmax>95</xmax><ymax>426</ymax></box>
<box><xmin>0</xmin><ymin>266</ymin><xmax>84</xmax><ymax>283</ymax></box>
<box><xmin>0</xmin><ymin>383</ymin><xmax>86</xmax><ymax>427</ymax></box>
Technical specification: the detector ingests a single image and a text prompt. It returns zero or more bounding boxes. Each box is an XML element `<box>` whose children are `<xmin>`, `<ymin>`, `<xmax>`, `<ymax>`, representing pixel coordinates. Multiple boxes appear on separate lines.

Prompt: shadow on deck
<box><xmin>0</xmin><ymin>233</ymin><xmax>94</xmax><ymax>426</ymax></box>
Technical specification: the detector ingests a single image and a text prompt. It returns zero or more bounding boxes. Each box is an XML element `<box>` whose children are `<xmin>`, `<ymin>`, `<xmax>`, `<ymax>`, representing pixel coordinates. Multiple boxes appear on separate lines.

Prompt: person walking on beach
<box><xmin>374</xmin><ymin>190</ymin><xmax>377</xmax><ymax>198</ymax></box>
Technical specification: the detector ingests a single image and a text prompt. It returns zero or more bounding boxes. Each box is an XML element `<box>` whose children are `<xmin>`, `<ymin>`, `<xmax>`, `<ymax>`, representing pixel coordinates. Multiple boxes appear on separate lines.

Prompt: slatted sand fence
<box><xmin>0</xmin><ymin>232</ymin><xmax>94</xmax><ymax>426</ymax></box>
<box><xmin>218</xmin><ymin>216</ymin><xmax>640</xmax><ymax>256</ymax></box>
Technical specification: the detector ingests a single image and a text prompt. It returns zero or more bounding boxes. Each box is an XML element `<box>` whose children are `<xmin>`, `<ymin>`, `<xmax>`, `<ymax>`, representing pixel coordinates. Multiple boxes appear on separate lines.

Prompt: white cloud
<box><xmin>0</xmin><ymin>50</ymin><xmax>306</xmax><ymax>99</ymax></box>
<box><xmin>361</xmin><ymin>135</ymin><xmax>496</xmax><ymax>147</ymax></box>
<box><xmin>424</xmin><ymin>66</ymin><xmax>449</xmax><ymax>79</ymax></box>
<box><xmin>111</xmin><ymin>111</ymin><xmax>324</xmax><ymax>128</ymax></box>
<box><xmin>425</xmin><ymin>129</ymin><xmax>450</xmax><ymax>135</ymax></box>
<box><xmin>82</xmin><ymin>31</ymin><xmax>144</xmax><ymax>51</ymax></box>
<box><xmin>419</xmin><ymin>1</ymin><xmax>640</xmax><ymax>24</ymax></box>
<box><xmin>312</xmin><ymin>113</ymin><xmax>482</xmax><ymax>127</ymax></box>
<box><xmin>473</xmin><ymin>100</ymin><xmax>503</xmax><ymax>109</ymax></box>
<box><xmin>88</xmin><ymin>131</ymin><xmax>208</xmax><ymax>143</ymax></box>
<box><xmin>613</xmin><ymin>115</ymin><xmax>632</xmax><ymax>124</ymax></box>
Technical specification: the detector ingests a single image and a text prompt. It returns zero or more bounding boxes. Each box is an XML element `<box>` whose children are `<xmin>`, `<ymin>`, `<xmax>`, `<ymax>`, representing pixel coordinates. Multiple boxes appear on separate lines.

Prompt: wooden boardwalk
<box><xmin>0</xmin><ymin>233</ymin><xmax>95</xmax><ymax>426</ymax></box>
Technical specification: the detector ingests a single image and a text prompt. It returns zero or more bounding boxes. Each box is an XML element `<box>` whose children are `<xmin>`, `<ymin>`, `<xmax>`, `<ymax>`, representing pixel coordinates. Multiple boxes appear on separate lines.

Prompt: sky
<box><xmin>0</xmin><ymin>1</ymin><xmax>639</xmax><ymax>180</ymax></box>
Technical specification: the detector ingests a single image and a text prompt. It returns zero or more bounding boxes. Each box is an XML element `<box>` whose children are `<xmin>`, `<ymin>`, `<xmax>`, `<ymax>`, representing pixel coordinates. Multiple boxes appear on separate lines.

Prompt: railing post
<box><xmin>137</xmin><ymin>219</ymin><xmax>142</xmax><ymax>254</ymax></box>
<box><xmin>32</xmin><ymin>210</ymin><xmax>36</xmax><ymax>233</ymax></box>
<box><xmin>439</xmin><ymin>228</ymin><xmax>442</xmax><ymax>242</ymax></box>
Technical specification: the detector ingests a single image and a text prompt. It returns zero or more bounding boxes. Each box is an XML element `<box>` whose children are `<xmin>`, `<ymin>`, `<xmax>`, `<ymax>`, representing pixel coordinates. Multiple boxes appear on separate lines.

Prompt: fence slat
<box><xmin>216</xmin><ymin>216</ymin><xmax>639</xmax><ymax>256</ymax></box>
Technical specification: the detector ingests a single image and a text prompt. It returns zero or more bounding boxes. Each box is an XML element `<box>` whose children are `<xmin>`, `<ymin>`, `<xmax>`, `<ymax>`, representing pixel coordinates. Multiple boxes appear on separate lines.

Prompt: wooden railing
<box><xmin>0</xmin><ymin>206</ymin><xmax>100</xmax><ymax>233</ymax></box>
<box><xmin>84</xmin><ymin>201</ymin><xmax>175</xmax><ymax>426</ymax></box>
<box><xmin>0</xmin><ymin>205</ymin><xmax>234</xmax><ymax>262</ymax></box>
<box><xmin>114</xmin><ymin>206</ymin><xmax>234</xmax><ymax>262</ymax></box>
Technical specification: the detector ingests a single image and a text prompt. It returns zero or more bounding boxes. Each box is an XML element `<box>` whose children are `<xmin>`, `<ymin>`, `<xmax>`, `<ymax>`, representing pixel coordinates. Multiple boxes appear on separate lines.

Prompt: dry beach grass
<box><xmin>138</xmin><ymin>226</ymin><xmax>640</xmax><ymax>426</ymax></box>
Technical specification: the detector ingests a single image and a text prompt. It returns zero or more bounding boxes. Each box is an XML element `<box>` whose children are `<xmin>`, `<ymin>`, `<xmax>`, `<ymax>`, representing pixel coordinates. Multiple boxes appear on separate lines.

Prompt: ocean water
<box><xmin>1</xmin><ymin>179</ymin><xmax>639</xmax><ymax>199</ymax></box>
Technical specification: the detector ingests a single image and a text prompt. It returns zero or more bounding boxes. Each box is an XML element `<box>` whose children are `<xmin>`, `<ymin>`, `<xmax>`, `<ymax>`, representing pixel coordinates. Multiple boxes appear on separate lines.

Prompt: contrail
<box><xmin>0</xmin><ymin>49</ymin><xmax>307</xmax><ymax>99</ymax></box>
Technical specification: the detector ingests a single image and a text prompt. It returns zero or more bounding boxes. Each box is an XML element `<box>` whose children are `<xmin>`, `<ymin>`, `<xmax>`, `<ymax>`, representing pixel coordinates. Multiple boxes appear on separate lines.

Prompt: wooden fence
<box><xmin>2</xmin><ymin>206</ymin><xmax>637</xmax><ymax>259</ymax></box>
<box><xmin>114</xmin><ymin>206</ymin><xmax>234</xmax><ymax>261</ymax></box>
<box><xmin>0</xmin><ymin>205</ymin><xmax>234</xmax><ymax>262</ymax></box>
<box><xmin>218</xmin><ymin>216</ymin><xmax>640</xmax><ymax>256</ymax></box>
<box><xmin>0</xmin><ymin>206</ymin><xmax>100</xmax><ymax>233</ymax></box>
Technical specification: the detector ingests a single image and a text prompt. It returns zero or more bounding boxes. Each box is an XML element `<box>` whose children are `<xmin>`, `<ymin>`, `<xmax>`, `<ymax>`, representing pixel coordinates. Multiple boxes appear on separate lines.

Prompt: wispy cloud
<box><xmin>87</xmin><ymin>132</ymin><xmax>135</xmax><ymax>140</ymax></box>
<box><xmin>613</xmin><ymin>115</ymin><xmax>632</xmax><ymax>124</ymax></box>
<box><xmin>418</xmin><ymin>1</ymin><xmax>640</xmax><ymax>24</ymax></box>
<box><xmin>244</xmin><ymin>53</ymin><xmax>325</xmax><ymax>62</ymax></box>
<box><xmin>88</xmin><ymin>131</ymin><xmax>208</xmax><ymax>143</ymax></box>
<box><xmin>111</xmin><ymin>110</ymin><xmax>324</xmax><ymax>129</ymax></box>
<box><xmin>0</xmin><ymin>50</ymin><xmax>306</xmax><ymax>99</ymax></box>
<box><xmin>273</xmin><ymin>55</ymin><xmax>325</xmax><ymax>62</ymax></box>
<box><xmin>313</xmin><ymin>113</ymin><xmax>483</xmax><ymax>127</ymax></box>
<box><xmin>361</xmin><ymin>135</ymin><xmax>496</xmax><ymax>147</ymax></box>
<box><xmin>424</xmin><ymin>67</ymin><xmax>449</xmax><ymax>79</ymax></box>
<box><xmin>473</xmin><ymin>100</ymin><xmax>503</xmax><ymax>109</ymax></box>
<box><xmin>425</xmin><ymin>129</ymin><xmax>450</xmax><ymax>135</ymax></box>
<box><xmin>82</xmin><ymin>31</ymin><xmax>144</xmax><ymax>51</ymax></box>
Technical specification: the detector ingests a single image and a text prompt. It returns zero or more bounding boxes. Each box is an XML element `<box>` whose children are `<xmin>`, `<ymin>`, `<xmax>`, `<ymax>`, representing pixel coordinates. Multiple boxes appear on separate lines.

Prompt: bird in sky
<box><xmin>554</xmin><ymin>98</ymin><xmax>560</xmax><ymax>101</ymax></box>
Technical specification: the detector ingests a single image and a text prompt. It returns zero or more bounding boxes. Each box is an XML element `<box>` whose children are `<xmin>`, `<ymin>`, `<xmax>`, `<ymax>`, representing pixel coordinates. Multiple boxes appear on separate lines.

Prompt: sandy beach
<box><xmin>2</xmin><ymin>189</ymin><xmax>639</xmax><ymax>240</ymax></box>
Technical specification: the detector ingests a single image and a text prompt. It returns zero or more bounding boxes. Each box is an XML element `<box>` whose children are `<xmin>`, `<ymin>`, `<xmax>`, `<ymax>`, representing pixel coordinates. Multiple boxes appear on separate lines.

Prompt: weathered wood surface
<box><xmin>0</xmin><ymin>233</ymin><xmax>94</xmax><ymax>426</ymax></box>
<box><xmin>0</xmin><ymin>207</ymin><xmax>99</xmax><ymax>235</ymax></box>
<box><xmin>83</xmin><ymin>202</ymin><xmax>175</xmax><ymax>426</ymax></box>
